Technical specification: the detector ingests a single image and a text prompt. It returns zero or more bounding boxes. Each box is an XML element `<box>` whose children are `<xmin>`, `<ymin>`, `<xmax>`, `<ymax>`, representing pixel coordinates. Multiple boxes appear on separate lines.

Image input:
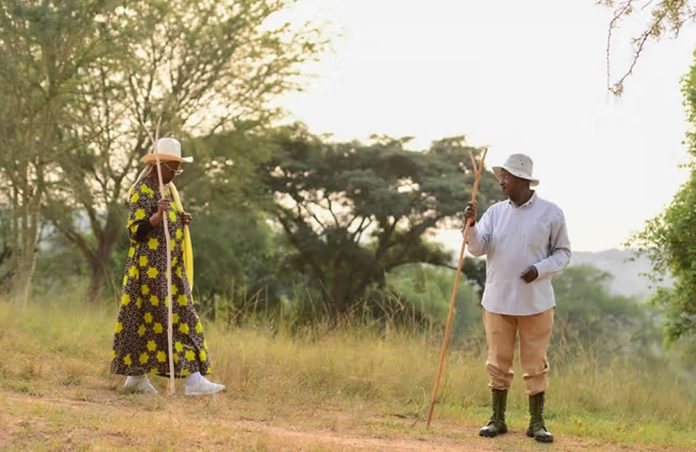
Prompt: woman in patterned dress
<box><xmin>111</xmin><ymin>137</ymin><xmax>224</xmax><ymax>396</ymax></box>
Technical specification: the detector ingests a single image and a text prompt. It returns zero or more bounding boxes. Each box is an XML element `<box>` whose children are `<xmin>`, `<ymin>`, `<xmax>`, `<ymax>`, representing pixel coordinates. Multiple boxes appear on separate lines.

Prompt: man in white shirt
<box><xmin>464</xmin><ymin>153</ymin><xmax>570</xmax><ymax>443</ymax></box>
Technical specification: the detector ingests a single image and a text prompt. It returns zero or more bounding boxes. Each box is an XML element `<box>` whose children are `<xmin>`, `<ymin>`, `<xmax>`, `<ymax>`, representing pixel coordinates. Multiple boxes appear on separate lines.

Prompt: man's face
<box><xmin>497</xmin><ymin>169</ymin><xmax>527</xmax><ymax>198</ymax></box>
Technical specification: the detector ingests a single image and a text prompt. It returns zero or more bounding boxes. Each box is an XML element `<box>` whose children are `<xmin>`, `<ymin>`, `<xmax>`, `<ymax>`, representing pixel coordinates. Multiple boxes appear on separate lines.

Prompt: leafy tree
<box><xmin>0</xmin><ymin>0</ymin><xmax>119</xmax><ymax>306</ymax></box>
<box><xmin>190</xmin><ymin>207</ymin><xmax>276</xmax><ymax>310</ymax></box>
<box><xmin>36</xmin><ymin>0</ymin><xmax>324</xmax><ymax>302</ymax></box>
<box><xmin>260</xmin><ymin>125</ymin><xmax>500</xmax><ymax>319</ymax></box>
<box><xmin>552</xmin><ymin>265</ymin><xmax>658</xmax><ymax>353</ymax></box>
<box><xmin>627</xmin><ymin>53</ymin><xmax>696</xmax><ymax>342</ymax></box>
<box><xmin>387</xmin><ymin>263</ymin><xmax>658</xmax><ymax>355</ymax></box>
<box><xmin>386</xmin><ymin>263</ymin><xmax>481</xmax><ymax>337</ymax></box>
<box><xmin>176</xmin><ymin>129</ymin><xmax>280</xmax><ymax>315</ymax></box>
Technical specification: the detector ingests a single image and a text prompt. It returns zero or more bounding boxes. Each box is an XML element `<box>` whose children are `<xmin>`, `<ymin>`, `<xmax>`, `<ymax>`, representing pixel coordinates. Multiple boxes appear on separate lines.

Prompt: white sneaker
<box><xmin>124</xmin><ymin>375</ymin><xmax>158</xmax><ymax>395</ymax></box>
<box><xmin>184</xmin><ymin>372</ymin><xmax>225</xmax><ymax>396</ymax></box>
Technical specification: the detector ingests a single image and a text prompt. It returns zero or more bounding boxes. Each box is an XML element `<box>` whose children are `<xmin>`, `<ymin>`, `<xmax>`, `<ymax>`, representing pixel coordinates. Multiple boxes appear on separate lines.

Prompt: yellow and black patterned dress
<box><xmin>111</xmin><ymin>176</ymin><xmax>211</xmax><ymax>377</ymax></box>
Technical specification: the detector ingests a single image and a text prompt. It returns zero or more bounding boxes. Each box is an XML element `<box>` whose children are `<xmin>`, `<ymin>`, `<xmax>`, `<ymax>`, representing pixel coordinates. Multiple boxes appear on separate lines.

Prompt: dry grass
<box><xmin>1</xmin><ymin>297</ymin><xmax>695</xmax><ymax>450</ymax></box>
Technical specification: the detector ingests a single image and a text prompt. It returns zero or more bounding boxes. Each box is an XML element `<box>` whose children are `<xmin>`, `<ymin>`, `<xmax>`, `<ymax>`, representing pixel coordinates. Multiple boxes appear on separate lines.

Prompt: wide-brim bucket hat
<box><xmin>141</xmin><ymin>137</ymin><xmax>193</xmax><ymax>164</ymax></box>
<box><xmin>492</xmin><ymin>153</ymin><xmax>539</xmax><ymax>186</ymax></box>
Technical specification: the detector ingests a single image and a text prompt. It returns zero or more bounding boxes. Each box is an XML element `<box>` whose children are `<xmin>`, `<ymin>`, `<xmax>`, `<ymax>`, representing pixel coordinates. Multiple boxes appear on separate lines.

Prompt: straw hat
<box><xmin>492</xmin><ymin>153</ymin><xmax>539</xmax><ymax>186</ymax></box>
<box><xmin>141</xmin><ymin>137</ymin><xmax>193</xmax><ymax>164</ymax></box>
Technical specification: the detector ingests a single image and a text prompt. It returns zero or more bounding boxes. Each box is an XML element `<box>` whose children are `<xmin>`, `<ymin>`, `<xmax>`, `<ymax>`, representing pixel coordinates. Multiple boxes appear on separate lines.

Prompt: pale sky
<box><xmin>274</xmin><ymin>0</ymin><xmax>696</xmax><ymax>252</ymax></box>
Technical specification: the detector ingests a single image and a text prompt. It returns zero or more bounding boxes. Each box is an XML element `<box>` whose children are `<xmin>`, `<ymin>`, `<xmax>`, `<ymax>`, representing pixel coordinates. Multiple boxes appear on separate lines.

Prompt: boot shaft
<box><xmin>529</xmin><ymin>391</ymin><xmax>545</xmax><ymax>427</ymax></box>
<box><xmin>492</xmin><ymin>388</ymin><xmax>508</xmax><ymax>422</ymax></box>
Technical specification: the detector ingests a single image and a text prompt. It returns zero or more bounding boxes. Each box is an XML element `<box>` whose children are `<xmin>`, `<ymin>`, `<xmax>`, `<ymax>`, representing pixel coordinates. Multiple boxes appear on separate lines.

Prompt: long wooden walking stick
<box><xmin>149</xmin><ymin>119</ymin><xmax>176</xmax><ymax>395</ymax></box>
<box><xmin>426</xmin><ymin>146</ymin><xmax>488</xmax><ymax>428</ymax></box>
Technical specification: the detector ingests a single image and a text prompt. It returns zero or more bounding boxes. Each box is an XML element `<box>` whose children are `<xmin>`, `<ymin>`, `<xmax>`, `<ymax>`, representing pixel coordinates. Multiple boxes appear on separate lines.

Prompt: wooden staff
<box><xmin>149</xmin><ymin>119</ymin><xmax>176</xmax><ymax>395</ymax></box>
<box><xmin>426</xmin><ymin>146</ymin><xmax>488</xmax><ymax>428</ymax></box>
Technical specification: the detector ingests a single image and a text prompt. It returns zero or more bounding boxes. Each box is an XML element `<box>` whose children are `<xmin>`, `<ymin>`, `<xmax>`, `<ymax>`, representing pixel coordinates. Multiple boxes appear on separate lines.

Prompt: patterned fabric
<box><xmin>111</xmin><ymin>176</ymin><xmax>211</xmax><ymax>377</ymax></box>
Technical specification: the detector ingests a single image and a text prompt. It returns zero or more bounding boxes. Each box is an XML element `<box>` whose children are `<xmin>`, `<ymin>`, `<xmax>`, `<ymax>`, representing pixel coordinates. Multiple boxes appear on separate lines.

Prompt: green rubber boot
<box><xmin>527</xmin><ymin>391</ymin><xmax>554</xmax><ymax>443</ymax></box>
<box><xmin>479</xmin><ymin>389</ymin><xmax>508</xmax><ymax>437</ymax></box>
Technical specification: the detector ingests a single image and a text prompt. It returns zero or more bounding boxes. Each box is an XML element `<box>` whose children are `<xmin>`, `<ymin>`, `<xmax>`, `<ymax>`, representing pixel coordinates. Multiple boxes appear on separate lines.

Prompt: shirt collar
<box><xmin>507</xmin><ymin>191</ymin><xmax>537</xmax><ymax>208</ymax></box>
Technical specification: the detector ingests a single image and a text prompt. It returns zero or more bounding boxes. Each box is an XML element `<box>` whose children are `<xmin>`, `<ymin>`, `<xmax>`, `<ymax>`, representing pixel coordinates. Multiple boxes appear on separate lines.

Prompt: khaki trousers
<box><xmin>483</xmin><ymin>307</ymin><xmax>554</xmax><ymax>395</ymax></box>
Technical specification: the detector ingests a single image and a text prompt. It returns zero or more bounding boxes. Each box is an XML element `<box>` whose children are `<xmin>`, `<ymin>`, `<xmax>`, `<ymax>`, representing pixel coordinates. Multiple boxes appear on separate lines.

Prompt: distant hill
<box><xmin>569</xmin><ymin>249</ymin><xmax>671</xmax><ymax>300</ymax></box>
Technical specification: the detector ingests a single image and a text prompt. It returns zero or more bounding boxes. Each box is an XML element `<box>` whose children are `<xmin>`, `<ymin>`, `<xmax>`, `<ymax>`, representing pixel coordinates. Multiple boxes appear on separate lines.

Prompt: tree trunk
<box><xmin>329</xmin><ymin>260</ymin><xmax>357</xmax><ymax>319</ymax></box>
<box><xmin>85</xmin><ymin>216</ymin><xmax>121</xmax><ymax>303</ymax></box>
<box><xmin>10</xmin><ymin>189</ymin><xmax>40</xmax><ymax>309</ymax></box>
<box><xmin>11</xmin><ymin>256</ymin><xmax>35</xmax><ymax>308</ymax></box>
<box><xmin>86</xmin><ymin>261</ymin><xmax>109</xmax><ymax>303</ymax></box>
<box><xmin>330</xmin><ymin>278</ymin><xmax>349</xmax><ymax>317</ymax></box>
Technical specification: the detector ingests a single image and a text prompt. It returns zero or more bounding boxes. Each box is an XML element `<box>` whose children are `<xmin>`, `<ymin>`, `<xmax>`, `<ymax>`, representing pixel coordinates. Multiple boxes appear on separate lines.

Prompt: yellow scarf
<box><xmin>168</xmin><ymin>182</ymin><xmax>194</xmax><ymax>290</ymax></box>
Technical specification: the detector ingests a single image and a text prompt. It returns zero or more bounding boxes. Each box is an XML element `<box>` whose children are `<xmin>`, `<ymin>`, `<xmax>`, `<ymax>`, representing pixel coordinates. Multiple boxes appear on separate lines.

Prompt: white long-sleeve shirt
<box><xmin>467</xmin><ymin>192</ymin><xmax>571</xmax><ymax>315</ymax></box>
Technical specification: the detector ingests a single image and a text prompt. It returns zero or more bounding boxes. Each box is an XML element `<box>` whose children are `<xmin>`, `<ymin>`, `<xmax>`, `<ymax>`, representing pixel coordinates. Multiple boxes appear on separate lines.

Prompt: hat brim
<box><xmin>141</xmin><ymin>154</ymin><xmax>194</xmax><ymax>164</ymax></box>
<box><xmin>492</xmin><ymin>165</ymin><xmax>539</xmax><ymax>187</ymax></box>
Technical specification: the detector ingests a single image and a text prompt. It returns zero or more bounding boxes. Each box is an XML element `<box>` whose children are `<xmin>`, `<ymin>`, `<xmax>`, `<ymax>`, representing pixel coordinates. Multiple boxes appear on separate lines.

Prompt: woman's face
<box><xmin>154</xmin><ymin>160</ymin><xmax>181</xmax><ymax>184</ymax></box>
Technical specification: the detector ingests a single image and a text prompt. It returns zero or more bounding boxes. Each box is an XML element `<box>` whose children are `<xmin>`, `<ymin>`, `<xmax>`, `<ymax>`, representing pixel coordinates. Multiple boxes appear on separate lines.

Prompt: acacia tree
<box><xmin>600</xmin><ymin>0</ymin><xmax>696</xmax><ymax>94</ymax></box>
<box><xmin>40</xmin><ymin>0</ymin><xmax>323</xmax><ymax>302</ymax></box>
<box><xmin>261</xmin><ymin>125</ymin><xmax>500</xmax><ymax>318</ymax></box>
<box><xmin>0</xmin><ymin>0</ymin><xmax>123</xmax><ymax>307</ymax></box>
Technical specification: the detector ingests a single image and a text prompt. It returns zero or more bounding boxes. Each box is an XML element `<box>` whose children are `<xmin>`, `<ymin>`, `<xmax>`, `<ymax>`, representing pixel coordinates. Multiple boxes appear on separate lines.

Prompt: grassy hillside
<box><xmin>1</xmin><ymin>297</ymin><xmax>695</xmax><ymax>450</ymax></box>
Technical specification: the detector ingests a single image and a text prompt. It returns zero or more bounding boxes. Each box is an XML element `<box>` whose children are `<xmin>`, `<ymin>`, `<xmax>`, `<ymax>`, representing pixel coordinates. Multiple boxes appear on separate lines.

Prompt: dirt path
<box><xmin>0</xmin><ymin>387</ymin><xmax>626</xmax><ymax>451</ymax></box>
